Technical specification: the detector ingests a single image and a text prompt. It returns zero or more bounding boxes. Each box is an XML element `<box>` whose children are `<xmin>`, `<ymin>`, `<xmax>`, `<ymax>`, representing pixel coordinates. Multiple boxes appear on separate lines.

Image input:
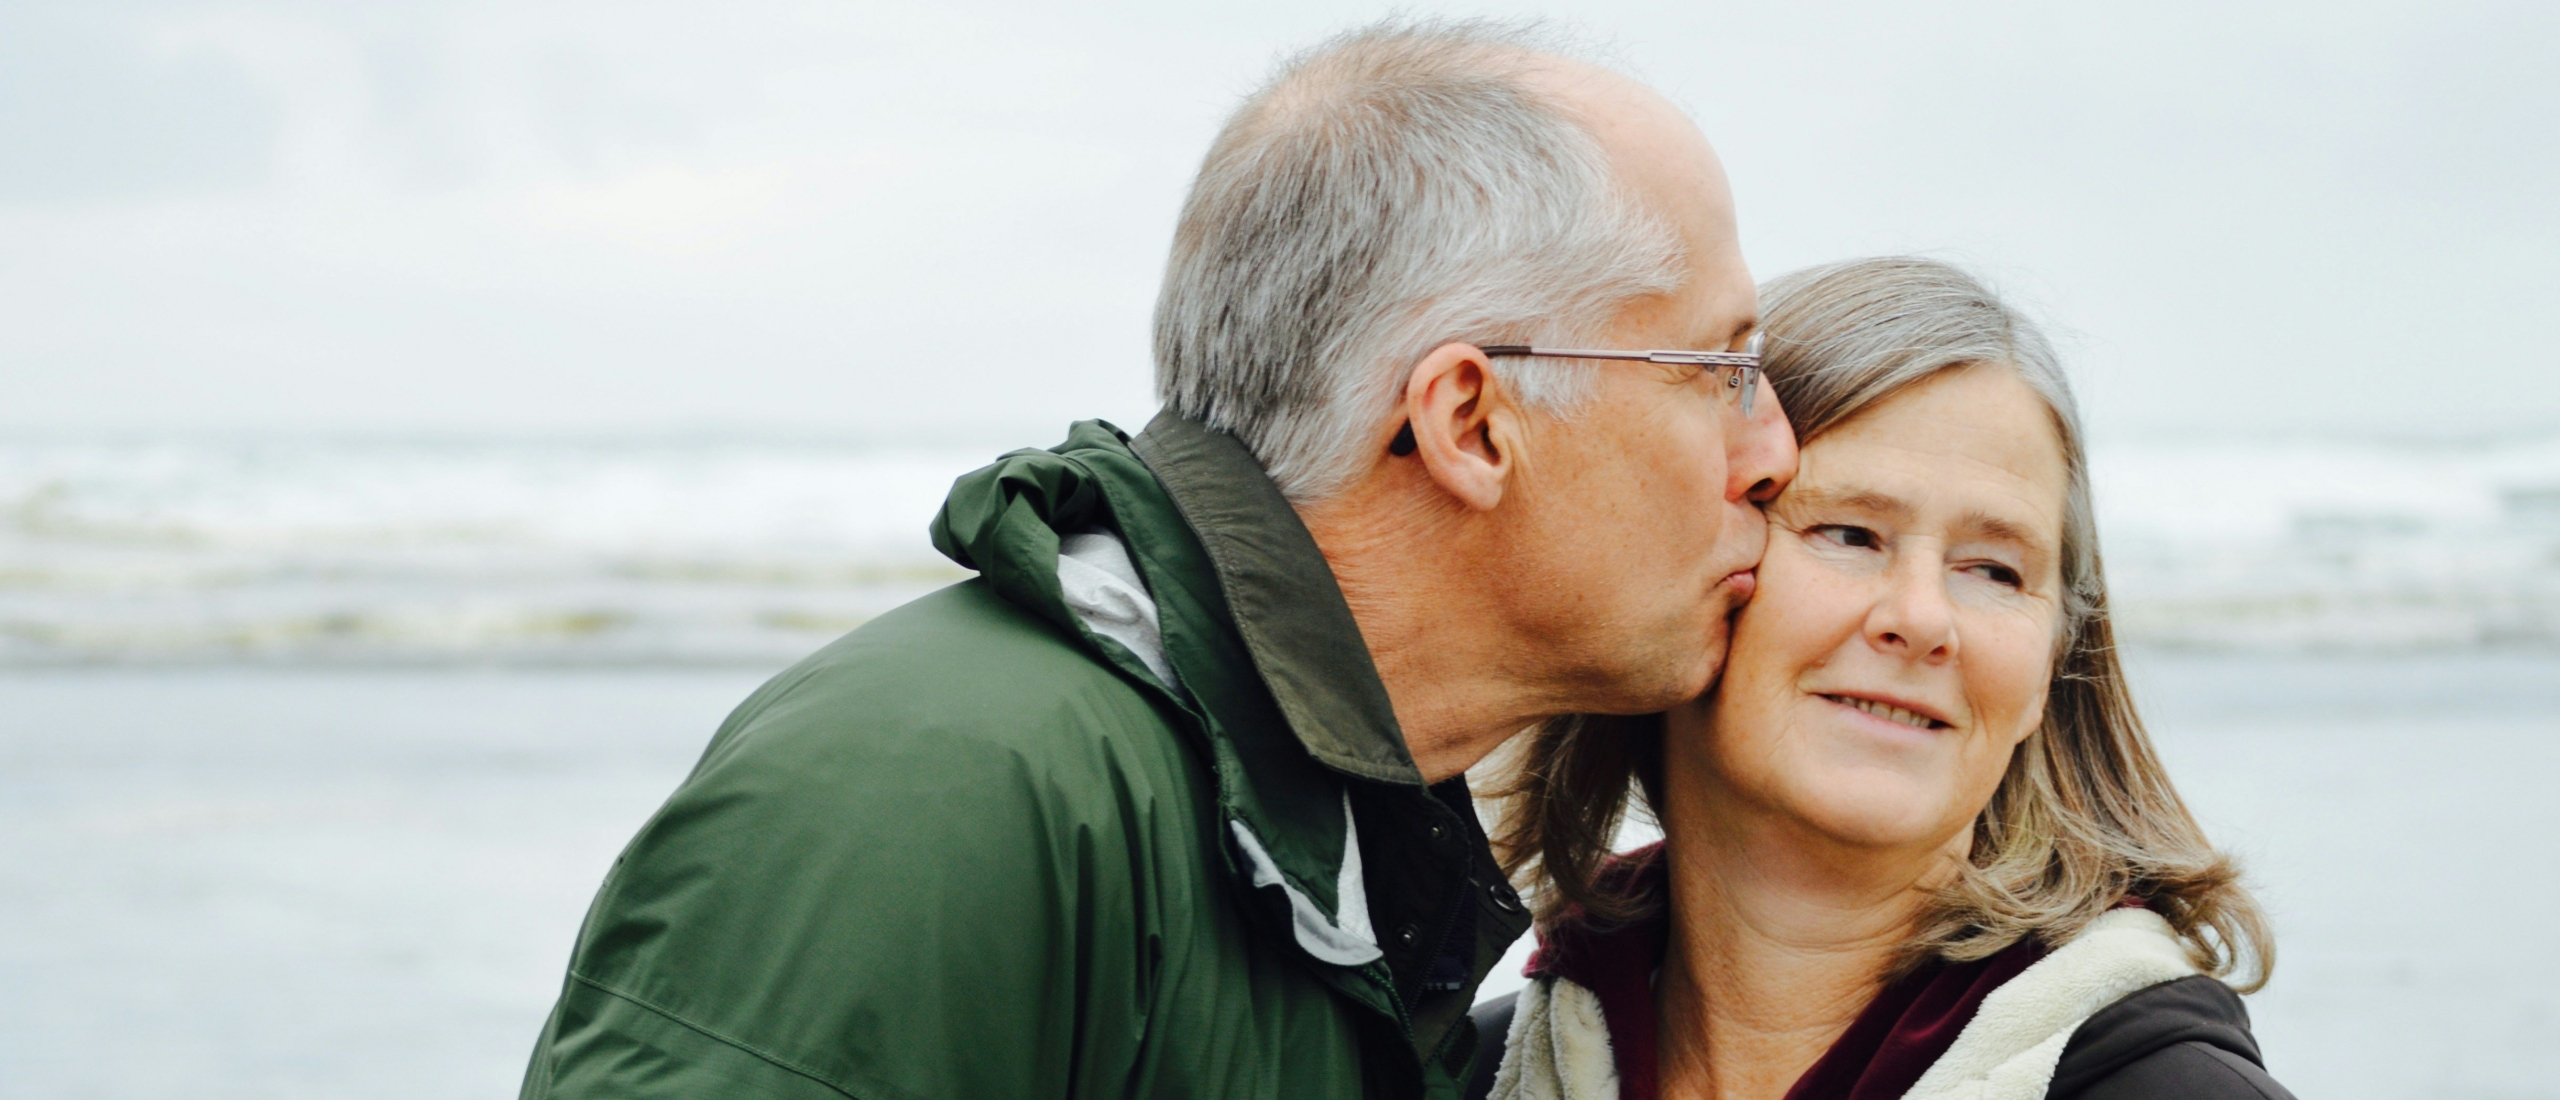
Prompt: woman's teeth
<box><xmin>1827</xmin><ymin>695</ymin><xmax>1944</xmax><ymax>730</ymax></box>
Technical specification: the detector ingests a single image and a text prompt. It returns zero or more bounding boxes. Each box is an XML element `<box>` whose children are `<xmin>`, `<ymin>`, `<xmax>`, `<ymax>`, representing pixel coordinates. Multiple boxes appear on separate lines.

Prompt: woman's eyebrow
<box><xmin>1784</xmin><ymin>485</ymin><xmax>1908</xmax><ymax>518</ymax></box>
<box><xmin>1958</xmin><ymin>510</ymin><xmax>2054</xmax><ymax>556</ymax></box>
<box><xmin>1790</xmin><ymin>487</ymin><xmax>2054</xmax><ymax>551</ymax></box>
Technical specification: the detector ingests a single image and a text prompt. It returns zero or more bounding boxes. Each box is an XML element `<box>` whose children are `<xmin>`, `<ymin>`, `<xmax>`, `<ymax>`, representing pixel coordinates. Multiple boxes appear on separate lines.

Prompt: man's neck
<box><xmin>1298</xmin><ymin>492</ymin><xmax>1549</xmax><ymax>784</ymax></box>
<box><xmin>1654</xmin><ymin>784</ymin><xmax>1948</xmax><ymax>1100</ymax></box>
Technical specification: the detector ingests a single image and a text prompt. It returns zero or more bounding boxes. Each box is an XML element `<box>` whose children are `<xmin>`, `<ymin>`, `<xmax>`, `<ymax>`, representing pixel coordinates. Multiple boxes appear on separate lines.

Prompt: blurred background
<box><xmin>4</xmin><ymin>1</ymin><xmax>2556</xmax><ymax>1097</ymax></box>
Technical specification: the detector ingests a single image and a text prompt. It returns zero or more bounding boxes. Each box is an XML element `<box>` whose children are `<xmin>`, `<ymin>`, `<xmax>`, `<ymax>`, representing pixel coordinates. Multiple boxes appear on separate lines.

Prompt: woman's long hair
<box><xmin>1482</xmin><ymin>256</ymin><xmax>2272</xmax><ymax>988</ymax></box>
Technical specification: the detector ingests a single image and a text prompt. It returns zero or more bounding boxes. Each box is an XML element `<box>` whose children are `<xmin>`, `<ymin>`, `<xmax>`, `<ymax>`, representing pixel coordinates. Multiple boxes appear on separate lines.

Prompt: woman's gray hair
<box><xmin>1759</xmin><ymin>256</ymin><xmax>2100</xmax><ymax>640</ymax></box>
<box><xmin>1153</xmin><ymin>18</ymin><xmax>1685</xmax><ymax>501</ymax></box>
<box><xmin>1489</xmin><ymin>256</ymin><xmax>2274</xmax><ymax>990</ymax></box>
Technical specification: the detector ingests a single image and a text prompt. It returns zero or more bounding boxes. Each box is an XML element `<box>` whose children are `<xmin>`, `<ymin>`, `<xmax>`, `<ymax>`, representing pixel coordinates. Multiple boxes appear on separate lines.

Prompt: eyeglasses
<box><xmin>1482</xmin><ymin>330</ymin><xmax>1765</xmax><ymax>415</ymax></box>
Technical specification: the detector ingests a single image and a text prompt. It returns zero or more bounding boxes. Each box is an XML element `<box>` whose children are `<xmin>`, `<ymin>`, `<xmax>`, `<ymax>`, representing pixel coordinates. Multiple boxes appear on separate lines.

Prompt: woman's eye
<box><xmin>1966</xmin><ymin>562</ymin><xmax>2024</xmax><ymax>588</ymax></box>
<box><xmin>1812</xmin><ymin>524</ymin><xmax>1880</xmax><ymax>550</ymax></box>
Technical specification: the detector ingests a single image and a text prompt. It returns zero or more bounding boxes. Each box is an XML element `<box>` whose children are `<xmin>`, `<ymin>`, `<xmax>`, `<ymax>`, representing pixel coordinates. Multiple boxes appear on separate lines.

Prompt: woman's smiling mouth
<box><xmin>1820</xmin><ymin>693</ymin><xmax>1952</xmax><ymax>731</ymax></box>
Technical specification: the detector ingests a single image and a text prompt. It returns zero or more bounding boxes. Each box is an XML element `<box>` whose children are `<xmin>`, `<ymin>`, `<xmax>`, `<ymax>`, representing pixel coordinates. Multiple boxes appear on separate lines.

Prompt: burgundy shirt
<box><xmin>1523</xmin><ymin>844</ymin><xmax>2046</xmax><ymax>1100</ymax></box>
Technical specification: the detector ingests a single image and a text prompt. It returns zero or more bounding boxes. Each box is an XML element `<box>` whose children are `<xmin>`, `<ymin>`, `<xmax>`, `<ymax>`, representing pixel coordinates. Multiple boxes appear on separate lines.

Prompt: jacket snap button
<box><xmin>1488</xmin><ymin>881</ymin><xmax>1519</xmax><ymax>910</ymax></box>
<box><xmin>1394</xmin><ymin>924</ymin><xmax>1420</xmax><ymax>950</ymax></box>
<box><xmin>1427</xmin><ymin>822</ymin><xmax>1449</xmax><ymax>844</ymax></box>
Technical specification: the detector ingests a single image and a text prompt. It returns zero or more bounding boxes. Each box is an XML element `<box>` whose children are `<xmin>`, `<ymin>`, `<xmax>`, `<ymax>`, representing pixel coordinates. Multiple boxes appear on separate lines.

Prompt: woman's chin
<box><xmin>1783</xmin><ymin>781</ymin><xmax>1963</xmax><ymax>853</ymax></box>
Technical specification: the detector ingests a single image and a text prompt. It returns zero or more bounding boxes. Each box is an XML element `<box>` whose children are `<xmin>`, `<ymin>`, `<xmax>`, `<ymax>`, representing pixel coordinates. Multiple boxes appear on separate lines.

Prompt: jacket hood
<box><xmin>928</xmin><ymin>422</ymin><xmax>1116</xmax><ymax>644</ymax></box>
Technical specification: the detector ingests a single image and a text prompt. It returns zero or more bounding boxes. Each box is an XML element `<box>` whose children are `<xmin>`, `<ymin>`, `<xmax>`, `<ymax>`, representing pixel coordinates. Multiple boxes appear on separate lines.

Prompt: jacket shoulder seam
<box><xmin>564</xmin><ymin>972</ymin><xmax>893</xmax><ymax>1100</ymax></box>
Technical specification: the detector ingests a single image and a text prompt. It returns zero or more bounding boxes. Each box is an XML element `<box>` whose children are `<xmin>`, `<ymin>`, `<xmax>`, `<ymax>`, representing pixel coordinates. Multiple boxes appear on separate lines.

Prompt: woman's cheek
<box><xmin>1964</xmin><ymin>606</ymin><xmax>2059</xmax><ymax>749</ymax></box>
<box><xmin>1711</xmin><ymin>543</ymin><xmax>1853</xmax><ymax>786</ymax></box>
<box><xmin>1756</xmin><ymin>537</ymin><xmax>1867</xmax><ymax>650</ymax></box>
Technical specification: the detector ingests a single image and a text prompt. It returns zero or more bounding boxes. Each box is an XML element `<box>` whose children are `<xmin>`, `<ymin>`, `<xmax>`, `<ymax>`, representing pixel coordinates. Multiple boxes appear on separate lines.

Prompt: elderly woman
<box><xmin>1470</xmin><ymin>257</ymin><xmax>2287</xmax><ymax>1100</ymax></box>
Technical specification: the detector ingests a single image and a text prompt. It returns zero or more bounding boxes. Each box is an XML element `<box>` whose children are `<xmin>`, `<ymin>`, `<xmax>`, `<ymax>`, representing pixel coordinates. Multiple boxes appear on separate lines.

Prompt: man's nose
<box><xmin>1731</xmin><ymin>376</ymin><xmax>1797</xmax><ymax>504</ymax></box>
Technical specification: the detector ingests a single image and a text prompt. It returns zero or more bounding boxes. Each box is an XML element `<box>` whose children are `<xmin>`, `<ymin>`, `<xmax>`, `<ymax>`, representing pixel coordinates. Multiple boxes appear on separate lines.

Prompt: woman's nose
<box><xmin>1866</xmin><ymin>555</ymin><xmax>1957</xmax><ymax>662</ymax></box>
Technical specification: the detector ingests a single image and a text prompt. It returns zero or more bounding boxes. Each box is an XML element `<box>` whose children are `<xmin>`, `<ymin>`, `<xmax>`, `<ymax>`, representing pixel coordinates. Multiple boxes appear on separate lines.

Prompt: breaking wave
<box><xmin>0</xmin><ymin>437</ymin><xmax>982</xmax><ymax>665</ymax></box>
<box><xmin>3</xmin><ymin>432</ymin><xmax>2556</xmax><ymax>664</ymax></box>
<box><xmin>2094</xmin><ymin>436</ymin><xmax>2560</xmax><ymax>651</ymax></box>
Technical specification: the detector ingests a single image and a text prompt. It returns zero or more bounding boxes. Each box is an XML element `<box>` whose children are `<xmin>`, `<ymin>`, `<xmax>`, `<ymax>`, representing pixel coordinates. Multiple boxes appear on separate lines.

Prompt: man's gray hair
<box><xmin>1153</xmin><ymin>19</ymin><xmax>1686</xmax><ymax>501</ymax></box>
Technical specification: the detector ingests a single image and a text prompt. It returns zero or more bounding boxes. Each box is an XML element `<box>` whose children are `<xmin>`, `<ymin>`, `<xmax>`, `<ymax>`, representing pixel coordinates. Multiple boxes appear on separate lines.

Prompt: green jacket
<box><xmin>519</xmin><ymin>412</ymin><xmax>1532</xmax><ymax>1100</ymax></box>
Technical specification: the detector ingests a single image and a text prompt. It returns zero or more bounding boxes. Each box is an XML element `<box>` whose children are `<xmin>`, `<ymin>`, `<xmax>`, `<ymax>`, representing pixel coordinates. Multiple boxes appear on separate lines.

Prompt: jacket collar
<box><xmin>1130</xmin><ymin>410</ymin><xmax>1423</xmax><ymax>786</ymax></box>
<box><xmin>929</xmin><ymin>416</ymin><xmax>1453</xmax><ymax>1024</ymax></box>
<box><xmin>927</xmin><ymin>409</ymin><xmax>1400</xmax><ymax>896</ymax></box>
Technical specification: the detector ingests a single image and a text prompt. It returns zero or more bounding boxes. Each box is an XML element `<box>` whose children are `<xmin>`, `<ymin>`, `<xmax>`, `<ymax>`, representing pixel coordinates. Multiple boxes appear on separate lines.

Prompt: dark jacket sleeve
<box><xmin>2050</xmin><ymin>975</ymin><xmax>2295</xmax><ymax>1100</ymax></box>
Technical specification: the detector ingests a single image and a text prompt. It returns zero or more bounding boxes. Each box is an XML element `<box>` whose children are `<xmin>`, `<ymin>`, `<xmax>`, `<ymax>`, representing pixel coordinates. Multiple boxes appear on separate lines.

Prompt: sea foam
<box><xmin>4</xmin><ymin>433</ymin><xmax>2556</xmax><ymax>663</ymax></box>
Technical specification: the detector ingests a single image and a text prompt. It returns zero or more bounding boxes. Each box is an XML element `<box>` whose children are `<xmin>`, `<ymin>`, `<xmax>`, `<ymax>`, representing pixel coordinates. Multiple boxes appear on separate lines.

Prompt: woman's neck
<box><xmin>1653</xmin><ymin>775</ymin><xmax>1952</xmax><ymax>1100</ymax></box>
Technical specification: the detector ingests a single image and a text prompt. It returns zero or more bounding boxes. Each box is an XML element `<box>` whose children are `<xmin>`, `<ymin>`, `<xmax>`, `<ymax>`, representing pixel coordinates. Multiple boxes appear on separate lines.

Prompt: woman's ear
<box><xmin>1395</xmin><ymin>343</ymin><xmax>1518</xmax><ymax>511</ymax></box>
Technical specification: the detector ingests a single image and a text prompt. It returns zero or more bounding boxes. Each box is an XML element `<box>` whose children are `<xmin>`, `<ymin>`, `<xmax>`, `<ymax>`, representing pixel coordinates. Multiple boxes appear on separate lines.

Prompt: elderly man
<box><xmin>518</xmin><ymin>19</ymin><xmax>1795</xmax><ymax>1100</ymax></box>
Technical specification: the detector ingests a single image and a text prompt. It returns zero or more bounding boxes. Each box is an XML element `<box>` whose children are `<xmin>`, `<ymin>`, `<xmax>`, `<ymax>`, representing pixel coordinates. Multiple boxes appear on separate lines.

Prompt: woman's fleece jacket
<box><xmin>1466</xmin><ymin>863</ymin><xmax>2291</xmax><ymax>1100</ymax></box>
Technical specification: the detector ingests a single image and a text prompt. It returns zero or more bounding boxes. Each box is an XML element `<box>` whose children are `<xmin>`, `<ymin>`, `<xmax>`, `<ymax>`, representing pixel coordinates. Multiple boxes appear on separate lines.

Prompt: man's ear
<box><xmin>1392</xmin><ymin>342</ymin><xmax>1519</xmax><ymax>512</ymax></box>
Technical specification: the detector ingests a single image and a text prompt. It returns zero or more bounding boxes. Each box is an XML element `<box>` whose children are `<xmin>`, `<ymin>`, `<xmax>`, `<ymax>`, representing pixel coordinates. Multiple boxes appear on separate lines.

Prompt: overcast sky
<box><xmin>2</xmin><ymin>0</ymin><xmax>2552</xmax><ymax>443</ymax></box>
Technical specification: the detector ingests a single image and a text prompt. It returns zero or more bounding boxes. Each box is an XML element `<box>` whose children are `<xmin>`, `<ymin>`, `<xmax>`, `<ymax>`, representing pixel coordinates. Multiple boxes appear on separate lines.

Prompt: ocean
<box><xmin>5</xmin><ymin>431</ymin><xmax>2559</xmax><ymax>664</ymax></box>
<box><xmin>5</xmin><ymin>433</ymin><xmax>2558</xmax><ymax>1098</ymax></box>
